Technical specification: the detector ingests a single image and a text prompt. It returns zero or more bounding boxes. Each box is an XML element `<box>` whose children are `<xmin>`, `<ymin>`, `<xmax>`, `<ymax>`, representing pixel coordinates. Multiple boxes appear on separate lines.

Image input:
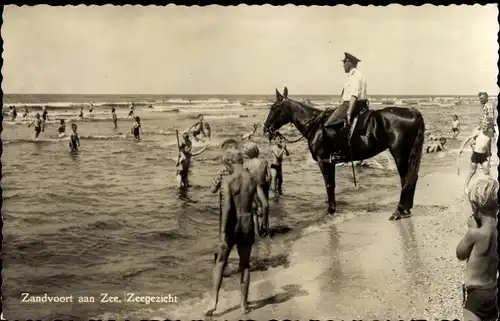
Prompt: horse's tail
<box><xmin>402</xmin><ymin>108</ymin><xmax>425</xmax><ymax>190</ymax></box>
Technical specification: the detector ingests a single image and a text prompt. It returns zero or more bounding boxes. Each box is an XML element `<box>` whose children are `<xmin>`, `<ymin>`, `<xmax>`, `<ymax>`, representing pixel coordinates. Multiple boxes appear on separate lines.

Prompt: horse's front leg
<box><xmin>318</xmin><ymin>160</ymin><xmax>337</xmax><ymax>215</ymax></box>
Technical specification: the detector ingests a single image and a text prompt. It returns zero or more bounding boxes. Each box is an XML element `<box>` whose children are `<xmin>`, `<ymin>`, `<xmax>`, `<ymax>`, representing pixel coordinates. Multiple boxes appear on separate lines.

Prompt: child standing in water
<box><xmin>88</xmin><ymin>103</ymin><xmax>94</xmax><ymax>117</ymax></box>
<box><xmin>69</xmin><ymin>123</ymin><xmax>80</xmax><ymax>152</ymax></box>
<box><xmin>452</xmin><ymin>114</ymin><xmax>460</xmax><ymax>139</ymax></box>
<box><xmin>28</xmin><ymin>113</ymin><xmax>42</xmax><ymax>139</ymax></box>
<box><xmin>41</xmin><ymin>106</ymin><xmax>48</xmax><ymax>132</ymax></box>
<box><xmin>57</xmin><ymin>119</ymin><xmax>66</xmax><ymax>138</ymax></box>
<box><xmin>131</xmin><ymin>116</ymin><xmax>142</xmax><ymax>140</ymax></box>
<box><xmin>111</xmin><ymin>107</ymin><xmax>118</xmax><ymax>128</ymax></box>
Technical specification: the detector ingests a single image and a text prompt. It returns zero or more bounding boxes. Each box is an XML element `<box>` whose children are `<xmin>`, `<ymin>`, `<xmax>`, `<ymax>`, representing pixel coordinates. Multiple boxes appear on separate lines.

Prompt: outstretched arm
<box><xmin>458</xmin><ymin>136</ymin><xmax>474</xmax><ymax>155</ymax></box>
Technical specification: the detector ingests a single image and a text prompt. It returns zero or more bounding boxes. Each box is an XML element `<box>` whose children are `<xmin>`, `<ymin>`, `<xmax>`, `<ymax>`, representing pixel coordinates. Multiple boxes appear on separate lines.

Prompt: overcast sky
<box><xmin>2</xmin><ymin>4</ymin><xmax>498</xmax><ymax>95</ymax></box>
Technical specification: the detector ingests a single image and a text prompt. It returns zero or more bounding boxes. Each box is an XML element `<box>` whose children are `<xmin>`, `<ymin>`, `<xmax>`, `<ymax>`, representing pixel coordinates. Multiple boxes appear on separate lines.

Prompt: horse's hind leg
<box><xmin>388</xmin><ymin>150</ymin><xmax>413</xmax><ymax>221</ymax></box>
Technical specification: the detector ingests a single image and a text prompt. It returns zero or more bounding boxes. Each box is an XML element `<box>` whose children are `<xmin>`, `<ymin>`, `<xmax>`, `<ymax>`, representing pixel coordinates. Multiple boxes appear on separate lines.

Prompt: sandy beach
<box><xmin>159</xmin><ymin>148</ymin><xmax>498</xmax><ymax>321</ymax></box>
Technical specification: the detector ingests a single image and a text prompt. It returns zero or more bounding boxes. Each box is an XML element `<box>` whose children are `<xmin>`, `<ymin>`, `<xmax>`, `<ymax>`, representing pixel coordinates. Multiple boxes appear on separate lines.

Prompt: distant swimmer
<box><xmin>458</xmin><ymin>127</ymin><xmax>494</xmax><ymax>194</ymax></box>
<box><xmin>270</xmin><ymin>136</ymin><xmax>289</xmax><ymax>196</ymax></box>
<box><xmin>242</xmin><ymin>124</ymin><xmax>259</xmax><ymax>140</ymax></box>
<box><xmin>10</xmin><ymin>106</ymin><xmax>17</xmax><ymax>121</ymax></box>
<box><xmin>131</xmin><ymin>116</ymin><xmax>143</xmax><ymax>140</ymax></box>
<box><xmin>451</xmin><ymin>114</ymin><xmax>460</xmax><ymax>139</ymax></box>
<box><xmin>22</xmin><ymin>107</ymin><xmax>29</xmax><ymax>118</ymax></box>
<box><xmin>41</xmin><ymin>106</ymin><xmax>48</xmax><ymax>132</ymax></box>
<box><xmin>128</xmin><ymin>104</ymin><xmax>135</xmax><ymax>118</ymax></box>
<box><xmin>111</xmin><ymin>107</ymin><xmax>118</xmax><ymax>128</ymax></box>
<box><xmin>176</xmin><ymin>132</ymin><xmax>193</xmax><ymax>188</ymax></box>
<box><xmin>28</xmin><ymin>113</ymin><xmax>42</xmax><ymax>139</ymax></box>
<box><xmin>189</xmin><ymin>114</ymin><xmax>210</xmax><ymax>142</ymax></box>
<box><xmin>243</xmin><ymin>142</ymin><xmax>272</xmax><ymax>236</ymax></box>
<box><xmin>79</xmin><ymin>107</ymin><xmax>84</xmax><ymax>119</ymax></box>
<box><xmin>57</xmin><ymin>119</ymin><xmax>66</xmax><ymax>138</ymax></box>
<box><xmin>205</xmin><ymin>149</ymin><xmax>269</xmax><ymax>316</ymax></box>
<box><xmin>426</xmin><ymin>137</ymin><xmax>447</xmax><ymax>153</ymax></box>
<box><xmin>88</xmin><ymin>102</ymin><xmax>94</xmax><ymax>117</ymax></box>
<box><xmin>69</xmin><ymin>123</ymin><xmax>80</xmax><ymax>152</ymax></box>
<box><xmin>456</xmin><ymin>177</ymin><xmax>498</xmax><ymax>321</ymax></box>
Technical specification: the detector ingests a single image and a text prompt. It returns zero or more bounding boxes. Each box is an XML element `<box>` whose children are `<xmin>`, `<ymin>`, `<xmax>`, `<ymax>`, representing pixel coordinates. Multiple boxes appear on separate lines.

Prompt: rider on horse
<box><xmin>324</xmin><ymin>52</ymin><xmax>369</xmax><ymax>160</ymax></box>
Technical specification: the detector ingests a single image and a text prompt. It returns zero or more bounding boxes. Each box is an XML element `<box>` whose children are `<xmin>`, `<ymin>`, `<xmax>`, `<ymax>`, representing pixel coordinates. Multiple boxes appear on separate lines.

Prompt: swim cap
<box><xmin>244</xmin><ymin>142</ymin><xmax>259</xmax><ymax>158</ymax></box>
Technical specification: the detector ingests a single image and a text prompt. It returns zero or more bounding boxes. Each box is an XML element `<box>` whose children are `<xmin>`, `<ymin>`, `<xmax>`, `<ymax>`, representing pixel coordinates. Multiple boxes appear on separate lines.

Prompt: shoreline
<box><xmin>96</xmin><ymin>149</ymin><xmax>498</xmax><ymax>321</ymax></box>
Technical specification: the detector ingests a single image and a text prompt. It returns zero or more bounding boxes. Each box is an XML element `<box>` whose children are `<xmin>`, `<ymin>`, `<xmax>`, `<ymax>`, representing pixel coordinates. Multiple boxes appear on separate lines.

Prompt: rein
<box><xmin>272</xmin><ymin>107</ymin><xmax>332</xmax><ymax>144</ymax></box>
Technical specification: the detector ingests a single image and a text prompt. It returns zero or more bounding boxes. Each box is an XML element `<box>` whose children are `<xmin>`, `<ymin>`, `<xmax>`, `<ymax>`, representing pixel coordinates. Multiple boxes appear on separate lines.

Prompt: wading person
<box><xmin>451</xmin><ymin>114</ymin><xmax>460</xmax><ymax>139</ymax></box>
<box><xmin>456</xmin><ymin>177</ymin><xmax>498</xmax><ymax>321</ymax></box>
<box><xmin>270</xmin><ymin>136</ymin><xmax>289</xmax><ymax>196</ymax></box>
<box><xmin>323</xmin><ymin>52</ymin><xmax>369</xmax><ymax>159</ymax></box>
<box><xmin>458</xmin><ymin>127</ymin><xmax>494</xmax><ymax>194</ymax></box>
<box><xmin>205</xmin><ymin>149</ymin><xmax>269</xmax><ymax>316</ymax></box>
<box><xmin>111</xmin><ymin>107</ymin><xmax>118</xmax><ymax>129</ymax></box>
<box><xmin>244</xmin><ymin>142</ymin><xmax>271</xmax><ymax>236</ymax></box>
<box><xmin>28</xmin><ymin>113</ymin><xmax>42</xmax><ymax>139</ymax></box>
<box><xmin>176</xmin><ymin>132</ymin><xmax>193</xmax><ymax>188</ymax></box>
<box><xmin>189</xmin><ymin>114</ymin><xmax>211</xmax><ymax>142</ymax></box>
<box><xmin>41</xmin><ymin>106</ymin><xmax>49</xmax><ymax>132</ymax></box>
<box><xmin>242</xmin><ymin>123</ymin><xmax>259</xmax><ymax>140</ymax></box>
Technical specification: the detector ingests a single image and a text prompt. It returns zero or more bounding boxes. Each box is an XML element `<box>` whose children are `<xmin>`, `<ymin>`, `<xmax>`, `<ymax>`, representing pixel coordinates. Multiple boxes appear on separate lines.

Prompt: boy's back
<box><xmin>465</xmin><ymin>223</ymin><xmax>498</xmax><ymax>286</ymax></box>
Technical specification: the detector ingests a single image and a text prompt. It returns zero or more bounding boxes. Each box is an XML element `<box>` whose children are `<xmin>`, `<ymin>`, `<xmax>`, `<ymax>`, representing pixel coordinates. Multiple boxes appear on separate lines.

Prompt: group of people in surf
<box><xmin>14</xmin><ymin>102</ymin><xmax>143</xmax><ymax>151</ymax></box>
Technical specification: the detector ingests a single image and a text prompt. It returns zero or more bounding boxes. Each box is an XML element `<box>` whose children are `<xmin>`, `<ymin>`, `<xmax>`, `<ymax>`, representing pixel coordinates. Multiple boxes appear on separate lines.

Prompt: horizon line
<box><xmin>3</xmin><ymin>93</ymin><xmax>497</xmax><ymax>96</ymax></box>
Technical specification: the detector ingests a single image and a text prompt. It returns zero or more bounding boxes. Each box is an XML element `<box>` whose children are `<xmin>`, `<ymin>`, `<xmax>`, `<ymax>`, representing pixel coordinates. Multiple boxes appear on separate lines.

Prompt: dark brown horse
<box><xmin>263</xmin><ymin>87</ymin><xmax>425</xmax><ymax>220</ymax></box>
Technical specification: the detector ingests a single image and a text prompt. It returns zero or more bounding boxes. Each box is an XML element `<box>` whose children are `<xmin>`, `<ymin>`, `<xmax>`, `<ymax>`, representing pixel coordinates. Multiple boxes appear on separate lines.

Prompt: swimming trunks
<box><xmin>452</xmin><ymin>127</ymin><xmax>459</xmax><ymax>132</ymax></box>
<box><xmin>227</xmin><ymin>213</ymin><xmax>255</xmax><ymax>247</ymax></box>
<box><xmin>463</xmin><ymin>282</ymin><xmax>498</xmax><ymax>321</ymax></box>
<box><xmin>42</xmin><ymin>111</ymin><xmax>47</xmax><ymax>120</ymax></box>
<box><xmin>133</xmin><ymin>127</ymin><xmax>140</xmax><ymax>137</ymax></box>
<box><xmin>128</xmin><ymin>110</ymin><xmax>133</xmax><ymax>116</ymax></box>
<box><xmin>270</xmin><ymin>164</ymin><xmax>281</xmax><ymax>171</ymax></box>
<box><xmin>471</xmin><ymin>151</ymin><xmax>488</xmax><ymax>164</ymax></box>
<box><xmin>192</xmin><ymin>128</ymin><xmax>202</xmax><ymax>137</ymax></box>
<box><xmin>34</xmin><ymin>126</ymin><xmax>41</xmax><ymax>134</ymax></box>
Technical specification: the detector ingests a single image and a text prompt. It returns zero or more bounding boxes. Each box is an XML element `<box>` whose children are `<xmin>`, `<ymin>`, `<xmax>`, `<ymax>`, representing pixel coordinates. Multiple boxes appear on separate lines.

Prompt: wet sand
<box><xmin>162</xmin><ymin>147</ymin><xmax>498</xmax><ymax>321</ymax></box>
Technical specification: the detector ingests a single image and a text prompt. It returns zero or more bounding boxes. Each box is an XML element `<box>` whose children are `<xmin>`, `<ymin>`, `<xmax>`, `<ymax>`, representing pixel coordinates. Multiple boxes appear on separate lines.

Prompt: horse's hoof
<box><xmin>327</xmin><ymin>207</ymin><xmax>336</xmax><ymax>215</ymax></box>
<box><xmin>389</xmin><ymin>211</ymin><xmax>402</xmax><ymax>221</ymax></box>
<box><xmin>401</xmin><ymin>209</ymin><xmax>412</xmax><ymax>218</ymax></box>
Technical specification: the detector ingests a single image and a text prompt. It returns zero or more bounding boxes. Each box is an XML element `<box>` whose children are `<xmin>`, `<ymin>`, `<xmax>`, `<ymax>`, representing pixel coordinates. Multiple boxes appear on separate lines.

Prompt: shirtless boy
<box><xmin>270</xmin><ymin>136</ymin><xmax>289</xmax><ymax>196</ymax></box>
<box><xmin>458</xmin><ymin>127</ymin><xmax>493</xmax><ymax>194</ymax></box>
<box><xmin>456</xmin><ymin>177</ymin><xmax>498</xmax><ymax>321</ymax></box>
<box><xmin>205</xmin><ymin>149</ymin><xmax>269</xmax><ymax>316</ymax></box>
<box><xmin>244</xmin><ymin>142</ymin><xmax>272</xmax><ymax>236</ymax></box>
<box><xmin>28</xmin><ymin>113</ymin><xmax>42</xmax><ymax>139</ymax></box>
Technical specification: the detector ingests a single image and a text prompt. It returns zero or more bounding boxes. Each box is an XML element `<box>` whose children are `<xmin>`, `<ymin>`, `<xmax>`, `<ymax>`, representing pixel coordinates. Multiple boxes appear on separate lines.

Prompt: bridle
<box><xmin>266</xmin><ymin>101</ymin><xmax>332</xmax><ymax>144</ymax></box>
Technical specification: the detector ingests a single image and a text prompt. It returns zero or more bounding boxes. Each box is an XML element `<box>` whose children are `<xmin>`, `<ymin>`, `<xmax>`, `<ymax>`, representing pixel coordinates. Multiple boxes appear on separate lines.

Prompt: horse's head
<box><xmin>263</xmin><ymin>87</ymin><xmax>294</xmax><ymax>141</ymax></box>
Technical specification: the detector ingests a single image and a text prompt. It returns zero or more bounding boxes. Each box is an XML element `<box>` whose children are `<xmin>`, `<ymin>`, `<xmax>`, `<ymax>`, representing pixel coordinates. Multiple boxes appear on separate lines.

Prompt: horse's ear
<box><xmin>276</xmin><ymin>88</ymin><xmax>283</xmax><ymax>101</ymax></box>
<box><xmin>283</xmin><ymin>87</ymin><xmax>288</xmax><ymax>98</ymax></box>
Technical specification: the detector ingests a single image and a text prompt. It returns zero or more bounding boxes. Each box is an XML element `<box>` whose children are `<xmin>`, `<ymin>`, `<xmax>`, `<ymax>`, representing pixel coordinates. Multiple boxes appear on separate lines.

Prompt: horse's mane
<box><xmin>289</xmin><ymin>98</ymin><xmax>334</xmax><ymax>117</ymax></box>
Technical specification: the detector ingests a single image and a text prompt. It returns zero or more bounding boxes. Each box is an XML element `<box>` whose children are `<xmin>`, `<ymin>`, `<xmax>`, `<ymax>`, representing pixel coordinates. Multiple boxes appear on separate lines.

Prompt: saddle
<box><xmin>349</xmin><ymin>107</ymin><xmax>372</xmax><ymax>138</ymax></box>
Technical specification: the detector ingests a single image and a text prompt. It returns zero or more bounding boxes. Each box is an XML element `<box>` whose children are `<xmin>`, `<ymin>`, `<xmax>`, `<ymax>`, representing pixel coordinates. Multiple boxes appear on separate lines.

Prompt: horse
<box><xmin>263</xmin><ymin>87</ymin><xmax>425</xmax><ymax>220</ymax></box>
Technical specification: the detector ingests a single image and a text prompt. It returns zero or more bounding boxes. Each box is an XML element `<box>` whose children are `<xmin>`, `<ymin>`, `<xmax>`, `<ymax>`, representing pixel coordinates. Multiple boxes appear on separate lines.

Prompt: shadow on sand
<box><xmin>214</xmin><ymin>284</ymin><xmax>309</xmax><ymax>317</ymax></box>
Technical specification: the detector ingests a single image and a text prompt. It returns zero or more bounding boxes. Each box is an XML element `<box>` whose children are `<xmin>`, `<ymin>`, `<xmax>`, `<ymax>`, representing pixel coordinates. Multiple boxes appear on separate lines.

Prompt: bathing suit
<box><xmin>42</xmin><ymin>111</ymin><xmax>47</xmax><ymax>120</ymax></box>
<box><xmin>227</xmin><ymin>212</ymin><xmax>255</xmax><ymax>248</ymax></box>
<box><xmin>133</xmin><ymin>124</ymin><xmax>140</xmax><ymax>138</ymax></box>
<box><xmin>452</xmin><ymin>127</ymin><xmax>459</xmax><ymax>132</ymax></box>
<box><xmin>69</xmin><ymin>134</ymin><xmax>78</xmax><ymax>150</ymax></box>
<box><xmin>34</xmin><ymin>126</ymin><xmax>41</xmax><ymax>134</ymax></box>
<box><xmin>58</xmin><ymin>125</ymin><xmax>65</xmax><ymax>134</ymax></box>
<box><xmin>471</xmin><ymin>151</ymin><xmax>489</xmax><ymax>164</ymax></box>
<box><xmin>128</xmin><ymin>110</ymin><xmax>134</xmax><ymax>116</ymax></box>
<box><xmin>463</xmin><ymin>282</ymin><xmax>498</xmax><ymax>321</ymax></box>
